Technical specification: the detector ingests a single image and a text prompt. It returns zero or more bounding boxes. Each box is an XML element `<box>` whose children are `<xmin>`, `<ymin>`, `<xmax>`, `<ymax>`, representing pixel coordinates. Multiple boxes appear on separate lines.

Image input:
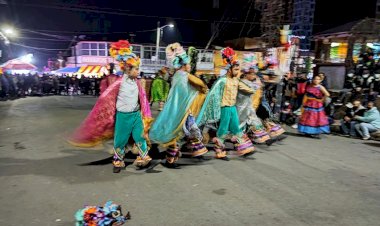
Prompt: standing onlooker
<box><xmin>52</xmin><ymin>75</ymin><xmax>59</xmax><ymax>95</ymax></box>
<box><xmin>1</xmin><ymin>73</ymin><xmax>9</xmax><ymax>99</ymax></box>
<box><xmin>6</xmin><ymin>74</ymin><xmax>17</xmax><ymax>98</ymax></box>
<box><xmin>0</xmin><ymin>74</ymin><xmax>3</xmax><ymax>99</ymax></box>
<box><xmin>354</xmin><ymin>101</ymin><xmax>380</xmax><ymax>140</ymax></box>
<box><xmin>282</xmin><ymin>71</ymin><xmax>296</xmax><ymax>107</ymax></box>
<box><xmin>340</xmin><ymin>100</ymin><xmax>366</xmax><ymax>137</ymax></box>
<box><xmin>298</xmin><ymin>74</ymin><xmax>330</xmax><ymax>138</ymax></box>
<box><xmin>319</xmin><ymin>72</ymin><xmax>329</xmax><ymax>89</ymax></box>
<box><xmin>295</xmin><ymin>73</ymin><xmax>308</xmax><ymax>110</ymax></box>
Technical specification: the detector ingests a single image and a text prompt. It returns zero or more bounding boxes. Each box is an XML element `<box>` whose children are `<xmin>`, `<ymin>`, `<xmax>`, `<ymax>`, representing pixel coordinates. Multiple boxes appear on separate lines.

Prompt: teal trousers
<box><xmin>114</xmin><ymin>111</ymin><xmax>148</xmax><ymax>160</ymax></box>
<box><xmin>217</xmin><ymin>106</ymin><xmax>242</xmax><ymax>139</ymax></box>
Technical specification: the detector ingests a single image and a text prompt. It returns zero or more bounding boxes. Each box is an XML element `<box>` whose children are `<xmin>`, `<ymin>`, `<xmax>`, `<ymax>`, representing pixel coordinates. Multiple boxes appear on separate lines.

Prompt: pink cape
<box><xmin>68</xmin><ymin>77</ymin><xmax>152</xmax><ymax>147</ymax></box>
<box><xmin>100</xmin><ymin>74</ymin><xmax>119</xmax><ymax>95</ymax></box>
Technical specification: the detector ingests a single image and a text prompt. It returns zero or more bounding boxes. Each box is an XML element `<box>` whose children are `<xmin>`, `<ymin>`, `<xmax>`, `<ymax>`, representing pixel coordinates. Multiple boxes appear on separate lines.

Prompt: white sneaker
<box><xmin>362</xmin><ymin>136</ymin><xmax>371</xmax><ymax>140</ymax></box>
<box><xmin>291</xmin><ymin>124</ymin><xmax>298</xmax><ymax>129</ymax></box>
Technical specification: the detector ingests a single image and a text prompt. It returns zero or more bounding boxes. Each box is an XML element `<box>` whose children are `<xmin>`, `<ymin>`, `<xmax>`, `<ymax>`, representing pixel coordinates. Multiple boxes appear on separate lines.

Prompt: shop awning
<box><xmin>0</xmin><ymin>59</ymin><xmax>37</xmax><ymax>71</ymax></box>
<box><xmin>77</xmin><ymin>65</ymin><xmax>105</xmax><ymax>76</ymax></box>
<box><xmin>55</xmin><ymin>66</ymin><xmax>80</xmax><ymax>73</ymax></box>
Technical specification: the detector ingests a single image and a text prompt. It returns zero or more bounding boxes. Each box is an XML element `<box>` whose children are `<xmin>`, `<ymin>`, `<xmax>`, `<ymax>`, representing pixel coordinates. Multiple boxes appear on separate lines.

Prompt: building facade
<box><xmin>65</xmin><ymin>41</ymin><xmax>214</xmax><ymax>75</ymax></box>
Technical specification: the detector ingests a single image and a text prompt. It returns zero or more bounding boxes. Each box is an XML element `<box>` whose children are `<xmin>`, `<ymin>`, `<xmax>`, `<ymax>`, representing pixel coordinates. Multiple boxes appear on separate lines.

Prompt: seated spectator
<box><xmin>340</xmin><ymin>100</ymin><xmax>366</xmax><ymax>137</ymax></box>
<box><xmin>354</xmin><ymin>101</ymin><xmax>380</xmax><ymax>140</ymax></box>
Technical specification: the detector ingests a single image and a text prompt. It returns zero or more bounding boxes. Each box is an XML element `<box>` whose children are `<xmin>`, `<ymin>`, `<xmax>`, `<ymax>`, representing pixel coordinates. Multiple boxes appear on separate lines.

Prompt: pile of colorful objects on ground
<box><xmin>75</xmin><ymin>201</ymin><xmax>130</xmax><ymax>226</ymax></box>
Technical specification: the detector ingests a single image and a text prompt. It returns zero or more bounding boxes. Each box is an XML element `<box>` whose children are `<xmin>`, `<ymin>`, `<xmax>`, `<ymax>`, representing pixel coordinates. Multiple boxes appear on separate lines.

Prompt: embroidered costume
<box><xmin>149</xmin><ymin>43</ymin><xmax>208</xmax><ymax>167</ymax></box>
<box><xmin>68</xmin><ymin>40</ymin><xmax>153</xmax><ymax>173</ymax></box>
<box><xmin>196</xmin><ymin>47</ymin><xmax>255</xmax><ymax>160</ymax></box>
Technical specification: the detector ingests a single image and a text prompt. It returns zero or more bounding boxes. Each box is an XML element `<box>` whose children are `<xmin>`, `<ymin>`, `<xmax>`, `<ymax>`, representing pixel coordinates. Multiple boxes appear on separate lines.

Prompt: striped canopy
<box><xmin>77</xmin><ymin>65</ymin><xmax>106</xmax><ymax>76</ymax></box>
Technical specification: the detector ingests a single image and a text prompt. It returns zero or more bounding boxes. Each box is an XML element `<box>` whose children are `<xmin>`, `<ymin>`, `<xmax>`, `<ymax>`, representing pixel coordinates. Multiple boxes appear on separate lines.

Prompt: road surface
<box><xmin>0</xmin><ymin>96</ymin><xmax>379</xmax><ymax>226</ymax></box>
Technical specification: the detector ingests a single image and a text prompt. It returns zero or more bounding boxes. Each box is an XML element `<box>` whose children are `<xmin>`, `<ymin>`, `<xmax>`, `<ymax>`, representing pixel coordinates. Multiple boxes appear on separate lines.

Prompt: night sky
<box><xmin>0</xmin><ymin>0</ymin><xmax>377</xmax><ymax>68</ymax></box>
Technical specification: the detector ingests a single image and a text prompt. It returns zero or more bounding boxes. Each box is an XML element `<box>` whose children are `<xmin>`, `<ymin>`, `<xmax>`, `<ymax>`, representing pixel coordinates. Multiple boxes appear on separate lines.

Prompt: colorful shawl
<box><xmin>149</xmin><ymin>70</ymin><xmax>200</xmax><ymax>146</ymax></box>
<box><xmin>196</xmin><ymin>77</ymin><xmax>226</xmax><ymax>127</ymax></box>
<box><xmin>236</xmin><ymin>79</ymin><xmax>264</xmax><ymax>130</ymax></box>
<box><xmin>99</xmin><ymin>74</ymin><xmax>119</xmax><ymax>95</ymax></box>
<box><xmin>68</xmin><ymin>77</ymin><xmax>152</xmax><ymax>147</ymax></box>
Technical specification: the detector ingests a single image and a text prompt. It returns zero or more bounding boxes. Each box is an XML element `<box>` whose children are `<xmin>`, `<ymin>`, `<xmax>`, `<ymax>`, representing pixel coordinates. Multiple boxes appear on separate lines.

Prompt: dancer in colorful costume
<box><xmin>68</xmin><ymin>40</ymin><xmax>153</xmax><ymax>173</ymax></box>
<box><xmin>149</xmin><ymin>43</ymin><xmax>208</xmax><ymax>168</ymax></box>
<box><xmin>298</xmin><ymin>74</ymin><xmax>330</xmax><ymax>138</ymax></box>
<box><xmin>150</xmin><ymin>67</ymin><xmax>170</xmax><ymax>111</ymax></box>
<box><xmin>236</xmin><ymin>67</ymin><xmax>274</xmax><ymax>145</ymax></box>
<box><xmin>254</xmin><ymin>71</ymin><xmax>286</xmax><ymax>139</ymax></box>
<box><xmin>99</xmin><ymin>63</ymin><xmax>119</xmax><ymax>95</ymax></box>
<box><xmin>196</xmin><ymin>47</ymin><xmax>255</xmax><ymax>160</ymax></box>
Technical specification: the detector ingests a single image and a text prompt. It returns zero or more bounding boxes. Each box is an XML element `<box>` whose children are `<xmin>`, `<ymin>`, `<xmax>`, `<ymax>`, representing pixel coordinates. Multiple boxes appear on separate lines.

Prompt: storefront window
<box><xmin>82</xmin><ymin>43</ymin><xmax>89</xmax><ymax>49</ymax></box>
<box><xmin>99</xmin><ymin>43</ymin><xmax>106</xmax><ymax>49</ymax></box>
<box><xmin>131</xmin><ymin>45</ymin><xmax>141</xmax><ymax>57</ymax></box>
<box><xmin>98</xmin><ymin>50</ymin><xmax>106</xmax><ymax>56</ymax></box>
<box><xmin>81</xmin><ymin>50</ymin><xmax>89</xmax><ymax>55</ymax></box>
<box><xmin>353</xmin><ymin>43</ymin><xmax>362</xmax><ymax>63</ymax></box>
<box><xmin>199</xmin><ymin>52</ymin><xmax>213</xmax><ymax>63</ymax></box>
<box><xmin>367</xmin><ymin>43</ymin><xmax>380</xmax><ymax>60</ymax></box>
<box><xmin>79</xmin><ymin>42</ymin><xmax>108</xmax><ymax>56</ymax></box>
<box><xmin>352</xmin><ymin>43</ymin><xmax>380</xmax><ymax>63</ymax></box>
<box><xmin>330</xmin><ymin>42</ymin><xmax>348</xmax><ymax>63</ymax></box>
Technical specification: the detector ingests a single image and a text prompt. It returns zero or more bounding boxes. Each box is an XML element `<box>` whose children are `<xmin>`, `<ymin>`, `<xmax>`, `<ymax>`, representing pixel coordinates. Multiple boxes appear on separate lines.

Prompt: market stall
<box><xmin>0</xmin><ymin>58</ymin><xmax>38</xmax><ymax>74</ymax></box>
<box><xmin>313</xmin><ymin>18</ymin><xmax>380</xmax><ymax>89</ymax></box>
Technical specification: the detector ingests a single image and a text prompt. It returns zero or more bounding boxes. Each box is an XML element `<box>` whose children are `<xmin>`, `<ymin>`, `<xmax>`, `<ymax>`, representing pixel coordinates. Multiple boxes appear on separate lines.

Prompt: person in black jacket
<box><xmin>340</xmin><ymin>100</ymin><xmax>366</xmax><ymax>137</ymax></box>
<box><xmin>318</xmin><ymin>72</ymin><xmax>329</xmax><ymax>89</ymax></box>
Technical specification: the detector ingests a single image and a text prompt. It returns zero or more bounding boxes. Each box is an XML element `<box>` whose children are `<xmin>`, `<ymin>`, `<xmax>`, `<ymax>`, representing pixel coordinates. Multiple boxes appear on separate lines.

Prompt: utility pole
<box><xmin>377</xmin><ymin>0</ymin><xmax>380</xmax><ymax>23</ymax></box>
<box><xmin>74</xmin><ymin>37</ymin><xmax>77</xmax><ymax>67</ymax></box>
<box><xmin>155</xmin><ymin>21</ymin><xmax>160</xmax><ymax>63</ymax></box>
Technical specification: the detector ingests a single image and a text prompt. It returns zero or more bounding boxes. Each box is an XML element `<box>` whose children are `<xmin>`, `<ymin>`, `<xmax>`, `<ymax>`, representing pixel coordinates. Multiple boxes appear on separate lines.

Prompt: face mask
<box><xmin>362</xmin><ymin>74</ymin><xmax>369</xmax><ymax>79</ymax></box>
<box><xmin>347</xmin><ymin>73</ymin><xmax>354</xmax><ymax>78</ymax></box>
<box><xmin>375</xmin><ymin>74</ymin><xmax>380</xmax><ymax>81</ymax></box>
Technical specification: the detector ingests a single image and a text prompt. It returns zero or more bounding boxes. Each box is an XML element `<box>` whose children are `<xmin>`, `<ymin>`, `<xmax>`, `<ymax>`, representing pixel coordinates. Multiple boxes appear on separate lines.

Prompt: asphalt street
<box><xmin>0</xmin><ymin>96</ymin><xmax>380</xmax><ymax>226</ymax></box>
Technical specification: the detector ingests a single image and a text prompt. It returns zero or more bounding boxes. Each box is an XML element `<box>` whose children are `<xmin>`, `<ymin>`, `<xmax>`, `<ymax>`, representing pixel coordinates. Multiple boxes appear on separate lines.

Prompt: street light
<box><xmin>20</xmin><ymin>54</ymin><xmax>33</xmax><ymax>63</ymax></box>
<box><xmin>3</xmin><ymin>27</ymin><xmax>15</xmax><ymax>35</ymax></box>
<box><xmin>0</xmin><ymin>26</ymin><xmax>16</xmax><ymax>45</ymax></box>
<box><xmin>155</xmin><ymin>22</ymin><xmax>174</xmax><ymax>63</ymax></box>
<box><xmin>0</xmin><ymin>31</ymin><xmax>10</xmax><ymax>45</ymax></box>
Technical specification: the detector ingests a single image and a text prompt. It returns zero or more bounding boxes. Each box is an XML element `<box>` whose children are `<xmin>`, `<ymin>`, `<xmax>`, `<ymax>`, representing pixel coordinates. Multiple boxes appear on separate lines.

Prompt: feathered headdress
<box><xmin>221</xmin><ymin>47</ymin><xmax>239</xmax><ymax>69</ymax></box>
<box><xmin>187</xmin><ymin>46</ymin><xmax>199</xmax><ymax>74</ymax></box>
<box><xmin>242</xmin><ymin>53</ymin><xmax>258</xmax><ymax>73</ymax></box>
<box><xmin>166</xmin><ymin>43</ymin><xmax>190</xmax><ymax>69</ymax></box>
<box><xmin>109</xmin><ymin>40</ymin><xmax>140</xmax><ymax>70</ymax></box>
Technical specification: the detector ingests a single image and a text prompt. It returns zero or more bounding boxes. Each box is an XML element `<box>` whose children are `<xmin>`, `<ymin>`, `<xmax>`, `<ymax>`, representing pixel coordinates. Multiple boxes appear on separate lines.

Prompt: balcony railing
<box><xmin>141</xmin><ymin>59</ymin><xmax>167</xmax><ymax>66</ymax></box>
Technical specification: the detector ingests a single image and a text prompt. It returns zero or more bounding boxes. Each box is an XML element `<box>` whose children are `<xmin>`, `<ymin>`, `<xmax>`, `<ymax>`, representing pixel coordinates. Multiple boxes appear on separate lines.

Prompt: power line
<box><xmin>239</xmin><ymin>0</ymin><xmax>254</xmax><ymax>38</ymax></box>
<box><xmin>20</xmin><ymin>29</ymin><xmax>72</xmax><ymax>41</ymax></box>
<box><xmin>10</xmin><ymin>2</ymin><xmax>286</xmax><ymax>25</ymax></box>
<box><xmin>19</xmin><ymin>28</ymin><xmax>157</xmax><ymax>35</ymax></box>
<box><xmin>11</xmin><ymin>42</ymin><xmax>68</xmax><ymax>51</ymax></box>
<box><xmin>205</xmin><ymin>1</ymin><xmax>242</xmax><ymax>50</ymax></box>
<box><xmin>17</xmin><ymin>36</ymin><xmax>73</xmax><ymax>42</ymax></box>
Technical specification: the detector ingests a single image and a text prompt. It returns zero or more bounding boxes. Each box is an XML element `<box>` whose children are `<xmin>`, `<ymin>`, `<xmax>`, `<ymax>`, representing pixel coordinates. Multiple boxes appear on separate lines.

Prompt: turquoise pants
<box><xmin>217</xmin><ymin>106</ymin><xmax>242</xmax><ymax>139</ymax></box>
<box><xmin>114</xmin><ymin>111</ymin><xmax>148</xmax><ymax>160</ymax></box>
